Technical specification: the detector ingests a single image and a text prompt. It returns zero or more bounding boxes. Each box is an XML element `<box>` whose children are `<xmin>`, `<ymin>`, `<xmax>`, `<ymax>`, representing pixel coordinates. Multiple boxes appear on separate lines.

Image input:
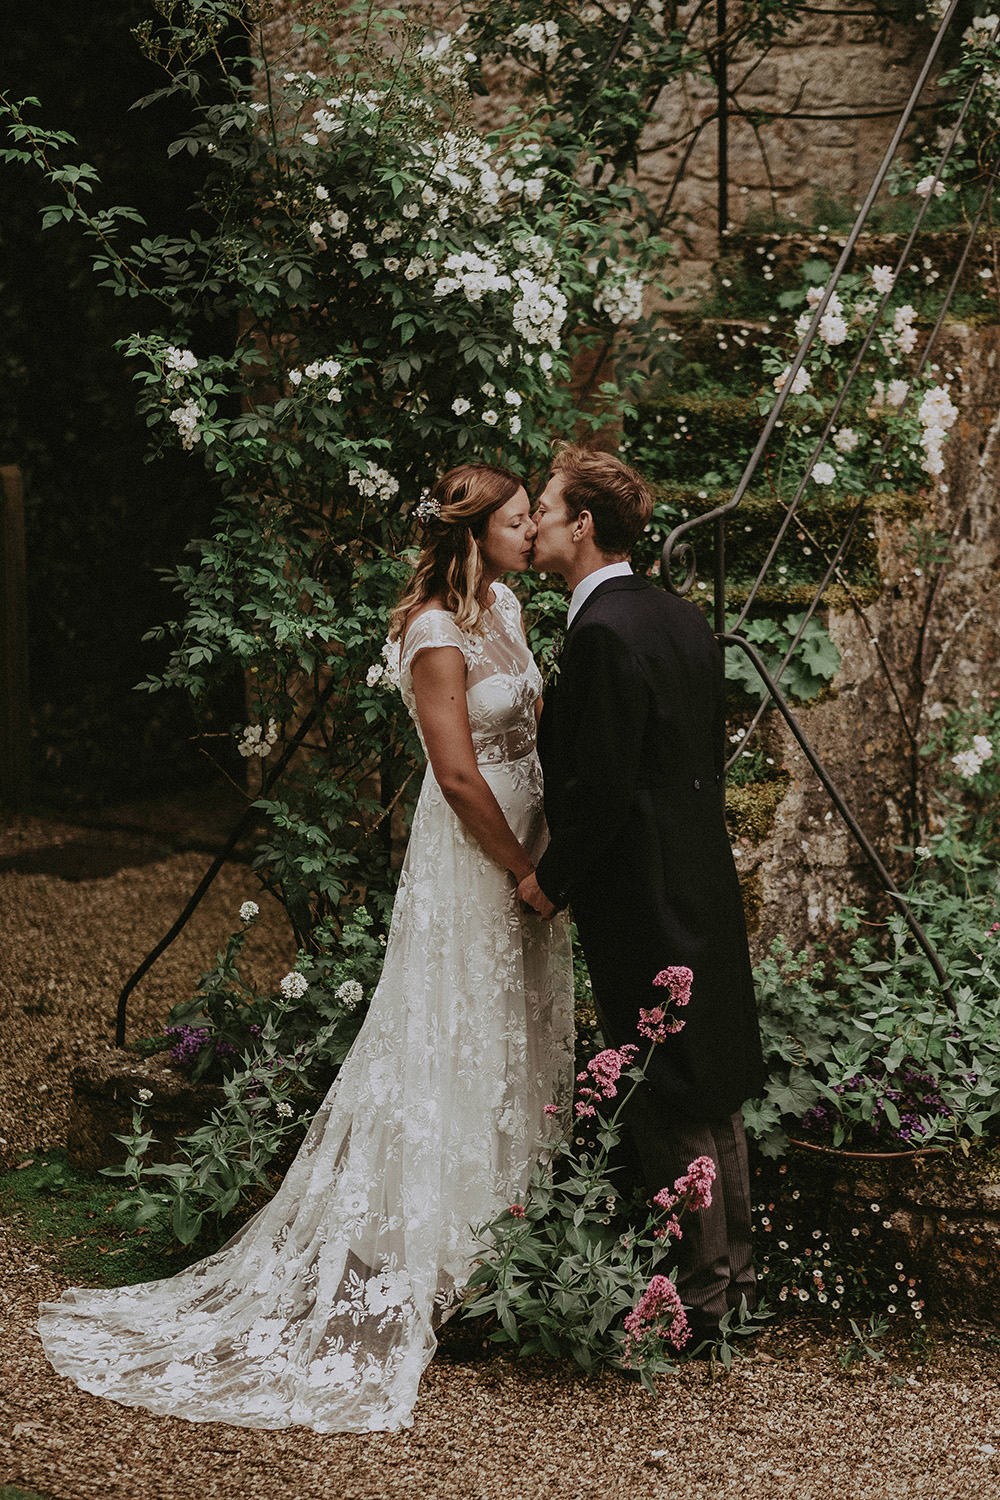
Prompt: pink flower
<box><xmin>574</xmin><ymin>1045</ymin><xmax>638</xmax><ymax>1116</ymax></box>
<box><xmin>652</xmin><ymin>965</ymin><xmax>693</xmax><ymax>1006</ymax></box>
<box><xmin>543</xmin><ymin>1103</ymin><xmax>558</xmax><ymax>1116</ymax></box>
<box><xmin>653</xmin><ymin>1155</ymin><xmax>716</xmax><ymax>1216</ymax></box>
<box><xmin>673</xmin><ymin>1154</ymin><xmax>716</xmax><ymax>1211</ymax></box>
<box><xmin>508</xmin><ymin>1203</ymin><xmax>526</xmax><ymax>1218</ymax></box>
<box><xmin>637</xmin><ymin>1004</ymin><xmax>684</xmax><ymax>1043</ymax></box>
<box><xmin>621</xmin><ymin>1273</ymin><xmax>690</xmax><ymax>1363</ymax></box>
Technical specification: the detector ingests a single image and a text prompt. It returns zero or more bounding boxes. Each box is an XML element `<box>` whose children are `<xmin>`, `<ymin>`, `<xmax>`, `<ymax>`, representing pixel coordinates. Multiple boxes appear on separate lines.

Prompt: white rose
<box><xmin>833</xmin><ymin>427</ymin><xmax>859</xmax><ymax>454</ymax></box>
<box><xmin>916</xmin><ymin>175</ymin><xmax>946</xmax><ymax>199</ymax></box>
<box><xmin>452</xmin><ymin>397</ymin><xmax>471</xmax><ymax>415</ymax></box>
<box><xmin>811</xmin><ymin>461</ymin><xmax>836</xmax><ymax>486</ymax></box>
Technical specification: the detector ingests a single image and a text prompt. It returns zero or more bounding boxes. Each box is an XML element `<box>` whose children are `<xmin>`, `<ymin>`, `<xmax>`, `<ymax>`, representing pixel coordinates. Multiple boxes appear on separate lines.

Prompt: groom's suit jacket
<box><xmin>535</xmin><ymin>574</ymin><xmax>767</xmax><ymax>1123</ymax></box>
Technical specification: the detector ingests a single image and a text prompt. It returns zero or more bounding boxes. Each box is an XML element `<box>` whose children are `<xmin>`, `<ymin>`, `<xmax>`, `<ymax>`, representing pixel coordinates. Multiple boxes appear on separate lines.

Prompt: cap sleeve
<box><xmin>399</xmin><ymin>609</ymin><xmax>470</xmax><ymax>691</ymax></box>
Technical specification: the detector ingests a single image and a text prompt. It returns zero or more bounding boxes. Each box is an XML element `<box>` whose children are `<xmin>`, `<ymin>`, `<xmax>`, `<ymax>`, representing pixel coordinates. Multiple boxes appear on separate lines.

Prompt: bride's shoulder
<box><xmin>399</xmin><ymin>600</ymin><xmax>466</xmax><ymax>662</ymax></box>
<box><xmin>491</xmin><ymin>581</ymin><xmax>522</xmax><ymax>614</ymax></box>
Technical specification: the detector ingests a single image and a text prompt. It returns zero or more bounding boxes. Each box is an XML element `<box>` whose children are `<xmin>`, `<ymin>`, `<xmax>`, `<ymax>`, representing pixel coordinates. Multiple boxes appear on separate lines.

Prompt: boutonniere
<box><xmin>543</xmin><ymin>629</ymin><xmax>564</xmax><ymax>683</ymax></box>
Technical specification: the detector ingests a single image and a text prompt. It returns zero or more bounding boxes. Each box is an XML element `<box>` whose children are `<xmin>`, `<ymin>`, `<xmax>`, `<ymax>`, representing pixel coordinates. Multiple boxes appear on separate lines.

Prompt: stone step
<box><xmin>632</xmin><ymin>484</ymin><xmax>920</xmax><ymax>602</ymax></box>
<box><xmin>716</xmin><ymin>225</ymin><xmax>1000</xmax><ymax>321</ymax></box>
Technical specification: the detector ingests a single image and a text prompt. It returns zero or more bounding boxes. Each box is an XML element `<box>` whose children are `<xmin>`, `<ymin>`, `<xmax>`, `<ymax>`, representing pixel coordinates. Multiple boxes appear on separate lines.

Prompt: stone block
<box><xmin>66</xmin><ymin>1050</ymin><xmax>225</xmax><ymax>1173</ymax></box>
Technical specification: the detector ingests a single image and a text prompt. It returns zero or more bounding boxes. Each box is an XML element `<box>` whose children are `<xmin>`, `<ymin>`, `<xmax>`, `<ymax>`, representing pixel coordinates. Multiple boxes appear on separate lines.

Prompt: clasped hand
<box><xmin>517</xmin><ymin>869</ymin><xmax>556</xmax><ymax>920</ymax></box>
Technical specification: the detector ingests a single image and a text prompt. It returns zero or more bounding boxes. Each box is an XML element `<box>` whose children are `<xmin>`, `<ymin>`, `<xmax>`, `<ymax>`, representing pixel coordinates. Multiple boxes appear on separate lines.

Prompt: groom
<box><xmin>518</xmin><ymin>445</ymin><xmax>767</xmax><ymax>1344</ymax></box>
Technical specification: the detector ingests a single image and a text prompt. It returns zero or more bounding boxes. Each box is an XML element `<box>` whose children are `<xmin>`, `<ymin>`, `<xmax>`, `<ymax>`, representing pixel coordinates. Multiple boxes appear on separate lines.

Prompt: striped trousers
<box><xmin>625</xmin><ymin>1089</ymin><xmax>757</xmax><ymax>1328</ymax></box>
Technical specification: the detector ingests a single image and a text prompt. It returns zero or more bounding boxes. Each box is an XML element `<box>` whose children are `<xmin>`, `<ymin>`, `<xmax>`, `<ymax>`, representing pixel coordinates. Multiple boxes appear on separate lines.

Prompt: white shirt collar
<box><xmin>566</xmin><ymin>560</ymin><xmax>633</xmax><ymax>627</ymax></box>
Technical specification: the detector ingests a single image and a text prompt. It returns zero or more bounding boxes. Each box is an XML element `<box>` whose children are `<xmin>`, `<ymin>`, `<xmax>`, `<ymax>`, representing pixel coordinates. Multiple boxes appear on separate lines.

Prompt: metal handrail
<box><xmin>657</xmin><ymin>1</ymin><xmax>995</xmax><ymax>990</ymax></box>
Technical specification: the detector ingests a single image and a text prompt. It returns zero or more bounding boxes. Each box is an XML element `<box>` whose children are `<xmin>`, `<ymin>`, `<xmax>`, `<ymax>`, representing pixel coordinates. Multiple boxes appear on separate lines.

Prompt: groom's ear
<box><xmin>572</xmin><ymin>509</ymin><xmax>594</xmax><ymax>542</ymax></box>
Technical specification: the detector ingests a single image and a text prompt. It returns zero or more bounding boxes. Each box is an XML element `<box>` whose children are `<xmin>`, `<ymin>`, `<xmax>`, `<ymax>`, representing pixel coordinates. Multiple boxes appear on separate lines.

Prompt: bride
<box><xmin>39</xmin><ymin>463</ymin><xmax>575</xmax><ymax>1433</ymax></box>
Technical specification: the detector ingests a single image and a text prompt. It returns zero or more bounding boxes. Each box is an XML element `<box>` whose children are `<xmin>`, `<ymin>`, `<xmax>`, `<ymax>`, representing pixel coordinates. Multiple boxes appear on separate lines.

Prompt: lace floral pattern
<box><xmin>39</xmin><ymin>583</ymin><xmax>574</xmax><ymax>1433</ymax></box>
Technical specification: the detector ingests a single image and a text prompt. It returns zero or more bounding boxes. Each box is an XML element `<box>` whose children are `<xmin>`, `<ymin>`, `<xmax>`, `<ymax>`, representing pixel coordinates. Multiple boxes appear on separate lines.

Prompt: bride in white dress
<box><xmin>39</xmin><ymin>464</ymin><xmax>575</xmax><ymax>1433</ymax></box>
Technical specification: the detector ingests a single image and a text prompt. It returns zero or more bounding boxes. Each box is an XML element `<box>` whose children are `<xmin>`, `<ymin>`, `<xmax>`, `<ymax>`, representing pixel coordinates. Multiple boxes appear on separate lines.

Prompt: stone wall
<box><xmin>763</xmin><ymin>1143</ymin><xmax>1000</xmax><ymax>1326</ymax></box>
<box><xmin>641</xmin><ymin>2</ymin><xmax>939</xmax><ymax>287</ymax></box>
<box><xmin>743</xmin><ymin>321</ymin><xmax>1000</xmax><ymax>957</ymax></box>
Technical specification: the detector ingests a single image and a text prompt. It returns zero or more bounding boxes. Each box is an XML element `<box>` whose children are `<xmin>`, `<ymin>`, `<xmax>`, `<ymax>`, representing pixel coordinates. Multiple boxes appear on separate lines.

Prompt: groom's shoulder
<box><xmin>586</xmin><ymin>576</ymin><xmax>714</xmax><ymax>641</ymax></box>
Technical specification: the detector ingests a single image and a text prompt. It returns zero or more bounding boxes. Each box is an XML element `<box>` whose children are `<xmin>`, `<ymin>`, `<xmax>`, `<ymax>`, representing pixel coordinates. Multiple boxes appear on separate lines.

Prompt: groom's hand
<box><xmin>517</xmin><ymin>870</ymin><xmax>556</xmax><ymax>919</ymax></box>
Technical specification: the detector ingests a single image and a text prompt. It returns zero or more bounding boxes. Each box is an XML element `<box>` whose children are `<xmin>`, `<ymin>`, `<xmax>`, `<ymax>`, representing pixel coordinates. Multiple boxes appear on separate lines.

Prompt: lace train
<box><xmin>39</xmin><ymin>586</ymin><xmax>574</xmax><ymax>1432</ymax></box>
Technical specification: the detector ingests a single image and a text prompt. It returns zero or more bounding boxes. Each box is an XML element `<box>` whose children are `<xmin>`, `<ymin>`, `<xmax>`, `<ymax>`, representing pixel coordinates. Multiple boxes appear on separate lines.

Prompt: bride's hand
<box><xmin>517</xmin><ymin>870</ymin><xmax>556</xmax><ymax>920</ymax></box>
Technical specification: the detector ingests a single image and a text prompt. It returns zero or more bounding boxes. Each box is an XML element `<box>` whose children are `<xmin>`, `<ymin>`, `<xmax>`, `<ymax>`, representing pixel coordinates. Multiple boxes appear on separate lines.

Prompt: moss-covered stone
<box><xmin>726</xmin><ymin>777</ymin><xmax>790</xmax><ymax>843</ymax></box>
<box><xmin>739</xmin><ymin>870</ymin><xmax>764</xmax><ymax>936</ymax></box>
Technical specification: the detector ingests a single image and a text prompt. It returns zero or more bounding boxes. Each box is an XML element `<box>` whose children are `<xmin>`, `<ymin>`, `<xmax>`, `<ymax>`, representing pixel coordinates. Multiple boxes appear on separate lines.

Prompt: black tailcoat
<box><xmin>535</xmin><ymin>575</ymin><xmax>767</xmax><ymax>1123</ymax></box>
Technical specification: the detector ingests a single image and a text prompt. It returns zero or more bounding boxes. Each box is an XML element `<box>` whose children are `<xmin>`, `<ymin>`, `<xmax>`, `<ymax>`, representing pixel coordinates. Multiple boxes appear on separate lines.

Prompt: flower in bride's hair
<box><xmin>415</xmin><ymin>491</ymin><xmax>442</xmax><ymax>523</ymax></box>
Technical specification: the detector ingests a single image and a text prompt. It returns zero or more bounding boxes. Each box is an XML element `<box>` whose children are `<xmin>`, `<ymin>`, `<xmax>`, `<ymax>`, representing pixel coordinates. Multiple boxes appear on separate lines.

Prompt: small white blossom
<box><xmin>915</xmin><ymin>845</ymin><xmax>932</xmax><ymax>859</ymax></box>
<box><xmin>952</xmin><ymin>748</ymin><xmax>984</xmax><ymax>779</ymax></box>
<box><xmin>818</xmin><ymin>312</ymin><xmax>849</xmax><ymax>346</ymax></box>
<box><xmin>916</xmin><ymin>175</ymin><xmax>946</xmax><ymax>199</ymax></box>
<box><xmin>315</xmin><ymin>185</ymin><xmax>329</xmax><ymax>201</ymax></box>
<box><xmin>336</xmin><ymin>979</ymin><xmax>364</xmax><ymax>1009</ymax></box>
<box><xmin>350</xmin><ymin>242</ymin><xmax>368</xmax><ymax>260</ymax></box>
<box><xmin>366</xmin><ymin>664</ymin><xmax>384</xmax><ymax>687</ymax></box>
<box><xmin>275</xmin><ymin>1100</ymin><xmax>294</xmax><ymax>1118</ymax></box>
<box><xmin>238</xmin><ymin>718</ymin><xmax>279</xmax><ymax>759</ymax></box>
<box><xmin>137</xmin><ymin>1088</ymin><xmax>153</xmax><ymax>1103</ymax></box>
<box><xmin>168</xmin><ymin>399</ymin><xmax>202</xmax><ymax>451</ymax></box>
<box><xmin>280</xmin><ymin>971</ymin><xmax>309</xmax><ymax>1000</ymax></box>
<box><xmin>870</xmin><ymin>265</ymin><xmax>895</xmax><ymax>295</ymax></box>
<box><xmin>327</xmin><ymin>209</ymin><xmax>349</xmax><ymax>235</ymax></box>
<box><xmin>774</xmin><ymin>365</ymin><xmax>811</xmax><ymax>395</ymax></box>
<box><xmin>239</xmin><ymin>901</ymin><xmax>260</xmax><ymax>922</ymax></box>
<box><xmin>833</xmin><ymin>427</ymin><xmax>859</xmax><ymax>454</ymax></box>
<box><xmin>811</xmin><ymin>461</ymin><xmax>836</xmax><ymax>486</ymax></box>
<box><xmin>504</xmin><ymin>389</ymin><xmax>522</xmax><ymax>406</ymax></box>
<box><xmin>452</xmin><ymin>396</ymin><xmax>471</xmax><ymax>415</ymax></box>
<box><xmin>348</xmin><ymin>465</ymin><xmax>399</xmax><ymax>504</ymax></box>
<box><xmin>973</xmin><ymin>734</ymin><xmax>994</xmax><ymax>761</ymax></box>
<box><xmin>482</xmin><ymin>409</ymin><xmax>498</xmax><ymax>426</ymax></box>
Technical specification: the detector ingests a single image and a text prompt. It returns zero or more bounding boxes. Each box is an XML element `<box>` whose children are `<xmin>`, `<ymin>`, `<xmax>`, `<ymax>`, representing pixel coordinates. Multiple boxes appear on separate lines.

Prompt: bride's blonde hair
<box><xmin>389</xmin><ymin>463</ymin><xmax>523</xmax><ymax>639</ymax></box>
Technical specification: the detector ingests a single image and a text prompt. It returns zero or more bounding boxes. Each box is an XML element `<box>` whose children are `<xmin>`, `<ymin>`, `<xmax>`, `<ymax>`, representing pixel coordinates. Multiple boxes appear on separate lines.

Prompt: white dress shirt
<box><xmin>566</xmin><ymin>560</ymin><xmax>633</xmax><ymax>628</ymax></box>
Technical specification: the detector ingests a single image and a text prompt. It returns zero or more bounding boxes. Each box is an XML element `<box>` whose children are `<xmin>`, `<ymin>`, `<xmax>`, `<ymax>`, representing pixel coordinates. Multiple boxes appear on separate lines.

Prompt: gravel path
<box><xmin>2</xmin><ymin>810</ymin><xmax>1000</xmax><ymax>1500</ymax></box>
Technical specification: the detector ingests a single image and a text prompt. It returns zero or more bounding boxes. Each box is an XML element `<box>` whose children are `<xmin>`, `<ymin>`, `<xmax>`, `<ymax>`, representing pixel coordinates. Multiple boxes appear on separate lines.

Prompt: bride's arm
<box><xmin>410</xmin><ymin>645</ymin><xmax>535</xmax><ymax>883</ymax></box>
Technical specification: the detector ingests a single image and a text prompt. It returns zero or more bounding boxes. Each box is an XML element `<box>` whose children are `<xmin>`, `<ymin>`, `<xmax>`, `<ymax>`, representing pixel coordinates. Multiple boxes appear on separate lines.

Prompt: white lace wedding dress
<box><xmin>39</xmin><ymin>583</ymin><xmax>574</xmax><ymax>1432</ymax></box>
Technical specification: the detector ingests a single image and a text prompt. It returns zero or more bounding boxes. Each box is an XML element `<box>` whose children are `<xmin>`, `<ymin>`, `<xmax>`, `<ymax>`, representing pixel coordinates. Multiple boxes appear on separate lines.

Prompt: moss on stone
<box><xmin>739</xmin><ymin>870</ymin><xmax>765</xmax><ymax>936</ymax></box>
<box><xmin>726</xmin><ymin>777</ymin><xmax>790</xmax><ymax>843</ymax></box>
